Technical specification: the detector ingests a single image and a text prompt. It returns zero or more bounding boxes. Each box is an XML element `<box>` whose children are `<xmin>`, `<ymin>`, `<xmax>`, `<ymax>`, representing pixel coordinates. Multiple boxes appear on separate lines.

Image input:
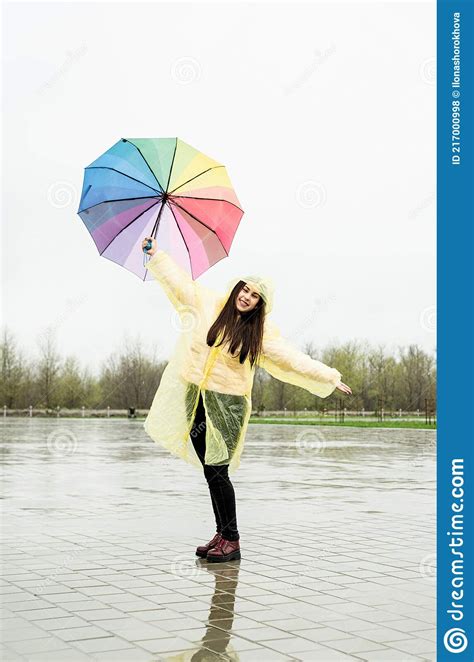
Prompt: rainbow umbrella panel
<box><xmin>77</xmin><ymin>137</ymin><xmax>244</xmax><ymax>279</ymax></box>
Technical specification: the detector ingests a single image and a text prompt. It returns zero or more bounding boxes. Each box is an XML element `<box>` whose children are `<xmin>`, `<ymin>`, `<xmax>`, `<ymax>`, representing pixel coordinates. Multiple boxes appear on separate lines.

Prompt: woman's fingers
<box><xmin>337</xmin><ymin>382</ymin><xmax>352</xmax><ymax>395</ymax></box>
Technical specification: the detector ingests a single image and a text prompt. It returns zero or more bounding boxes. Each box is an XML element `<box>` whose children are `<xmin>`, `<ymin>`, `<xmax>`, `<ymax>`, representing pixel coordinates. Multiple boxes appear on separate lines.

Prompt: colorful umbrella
<box><xmin>77</xmin><ymin>137</ymin><xmax>244</xmax><ymax>280</ymax></box>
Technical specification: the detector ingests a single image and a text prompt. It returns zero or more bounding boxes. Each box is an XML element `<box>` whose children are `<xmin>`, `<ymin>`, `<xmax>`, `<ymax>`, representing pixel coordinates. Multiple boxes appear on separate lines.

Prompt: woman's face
<box><xmin>235</xmin><ymin>283</ymin><xmax>261</xmax><ymax>313</ymax></box>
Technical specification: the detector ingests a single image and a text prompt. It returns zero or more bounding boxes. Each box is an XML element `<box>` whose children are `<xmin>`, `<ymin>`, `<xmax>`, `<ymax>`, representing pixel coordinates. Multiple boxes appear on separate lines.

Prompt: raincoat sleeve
<box><xmin>145</xmin><ymin>249</ymin><xmax>201</xmax><ymax>310</ymax></box>
<box><xmin>258</xmin><ymin>320</ymin><xmax>342</xmax><ymax>398</ymax></box>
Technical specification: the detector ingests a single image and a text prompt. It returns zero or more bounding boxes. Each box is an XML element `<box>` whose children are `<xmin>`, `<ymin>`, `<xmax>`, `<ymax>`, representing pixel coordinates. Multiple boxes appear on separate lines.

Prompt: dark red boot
<box><xmin>195</xmin><ymin>532</ymin><xmax>222</xmax><ymax>558</ymax></box>
<box><xmin>206</xmin><ymin>536</ymin><xmax>241</xmax><ymax>562</ymax></box>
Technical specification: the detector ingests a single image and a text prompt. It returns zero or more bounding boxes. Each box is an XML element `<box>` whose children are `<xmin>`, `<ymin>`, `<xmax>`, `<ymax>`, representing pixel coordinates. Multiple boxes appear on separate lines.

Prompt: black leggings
<box><xmin>190</xmin><ymin>392</ymin><xmax>240</xmax><ymax>541</ymax></box>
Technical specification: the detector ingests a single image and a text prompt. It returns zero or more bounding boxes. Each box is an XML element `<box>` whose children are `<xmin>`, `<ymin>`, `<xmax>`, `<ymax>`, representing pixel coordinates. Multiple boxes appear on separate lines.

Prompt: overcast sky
<box><xmin>2</xmin><ymin>1</ymin><xmax>436</xmax><ymax>375</ymax></box>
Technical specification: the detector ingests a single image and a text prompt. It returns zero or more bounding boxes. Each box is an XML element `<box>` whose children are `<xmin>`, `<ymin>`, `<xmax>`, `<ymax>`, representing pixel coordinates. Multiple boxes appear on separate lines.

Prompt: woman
<box><xmin>141</xmin><ymin>236</ymin><xmax>352</xmax><ymax>563</ymax></box>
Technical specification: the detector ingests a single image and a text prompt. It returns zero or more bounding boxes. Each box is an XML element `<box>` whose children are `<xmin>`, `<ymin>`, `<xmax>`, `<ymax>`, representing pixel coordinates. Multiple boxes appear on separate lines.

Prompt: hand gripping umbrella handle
<box><xmin>143</xmin><ymin>238</ymin><xmax>153</xmax><ymax>267</ymax></box>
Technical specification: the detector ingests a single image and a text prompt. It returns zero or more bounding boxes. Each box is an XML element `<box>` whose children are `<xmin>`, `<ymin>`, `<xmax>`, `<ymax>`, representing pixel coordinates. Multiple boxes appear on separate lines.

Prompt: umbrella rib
<box><xmin>86</xmin><ymin>166</ymin><xmax>162</xmax><ymax>194</ymax></box>
<box><xmin>81</xmin><ymin>196</ymin><xmax>160</xmax><ymax>214</ymax></box>
<box><xmin>169</xmin><ymin>199</ymin><xmax>229</xmax><ymax>257</ymax></box>
<box><xmin>171</xmin><ymin>195</ymin><xmax>244</xmax><ymax>214</ymax></box>
<box><xmin>99</xmin><ymin>200</ymin><xmax>161</xmax><ymax>256</ymax></box>
<box><xmin>164</xmin><ymin>138</ymin><xmax>178</xmax><ymax>193</ymax></box>
<box><xmin>168</xmin><ymin>165</ymin><xmax>225</xmax><ymax>195</ymax></box>
<box><xmin>168</xmin><ymin>203</ymin><xmax>196</xmax><ymax>280</ymax></box>
<box><xmin>125</xmin><ymin>140</ymin><xmax>166</xmax><ymax>192</ymax></box>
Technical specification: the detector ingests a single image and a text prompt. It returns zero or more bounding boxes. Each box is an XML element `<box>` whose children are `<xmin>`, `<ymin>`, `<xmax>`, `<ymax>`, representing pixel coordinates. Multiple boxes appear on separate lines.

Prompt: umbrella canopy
<box><xmin>77</xmin><ymin>137</ymin><xmax>244</xmax><ymax>280</ymax></box>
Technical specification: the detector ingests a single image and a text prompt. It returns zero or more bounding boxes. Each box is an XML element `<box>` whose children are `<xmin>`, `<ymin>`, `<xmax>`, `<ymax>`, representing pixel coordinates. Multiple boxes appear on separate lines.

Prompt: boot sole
<box><xmin>206</xmin><ymin>550</ymin><xmax>241</xmax><ymax>563</ymax></box>
<box><xmin>195</xmin><ymin>549</ymin><xmax>210</xmax><ymax>558</ymax></box>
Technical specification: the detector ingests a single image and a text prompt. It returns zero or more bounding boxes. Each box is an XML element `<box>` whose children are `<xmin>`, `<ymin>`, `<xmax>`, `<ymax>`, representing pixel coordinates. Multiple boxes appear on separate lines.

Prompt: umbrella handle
<box><xmin>143</xmin><ymin>238</ymin><xmax>153</xmax><ymax>267</ymax></box>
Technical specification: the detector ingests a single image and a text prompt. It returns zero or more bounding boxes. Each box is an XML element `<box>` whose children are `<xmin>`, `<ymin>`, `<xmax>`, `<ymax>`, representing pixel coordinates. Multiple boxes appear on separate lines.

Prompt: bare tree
<box><xmin>99</xmin><ymin>334</ymin><xmax>165</xmax><ymax>409</ymax></box>
<box><xmin>0</xmin><ymin>327</ymin><xmax>24</xmax><ymax>408</ymax></box>
<box><xmin>399</xmin><ymin>344</ymin><xmax>435</xmax><ymax>410</ymax></box>
<box><xmin>58</xmin><ymin>356</ymin><xmax>89</xmax><ymax>408</ymax></box>
<box><xmin>36</xmin><ymin>327</ymin><xmax>62</xmax><ymax>409</ymax></box>
<box><xmin>251</xmin><ymin>367</ymin><xmax>269</xmax><ymax>413</ymax></box>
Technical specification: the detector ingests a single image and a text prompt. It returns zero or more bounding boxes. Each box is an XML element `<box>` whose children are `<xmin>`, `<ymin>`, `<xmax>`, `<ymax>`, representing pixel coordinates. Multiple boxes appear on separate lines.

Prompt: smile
<box><xmin>239</xmin><ymin>298</ymin><xmax>250</xmax><ymax>307</ymax></box>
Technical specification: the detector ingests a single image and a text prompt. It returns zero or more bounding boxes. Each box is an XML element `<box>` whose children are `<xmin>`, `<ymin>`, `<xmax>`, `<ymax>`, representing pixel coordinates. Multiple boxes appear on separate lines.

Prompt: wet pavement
<box><xmin>1</xmin><ymin>419</ymin><xmax>436</xmax><ymax>661</ymax></box>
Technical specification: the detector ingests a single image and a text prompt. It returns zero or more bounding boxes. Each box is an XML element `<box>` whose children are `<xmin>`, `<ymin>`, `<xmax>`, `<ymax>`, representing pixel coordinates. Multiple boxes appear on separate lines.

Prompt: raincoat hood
<box><xmin>223</xmin><ymin>273</ymin><xmax>275</xmax><ymax>315</ymax></box>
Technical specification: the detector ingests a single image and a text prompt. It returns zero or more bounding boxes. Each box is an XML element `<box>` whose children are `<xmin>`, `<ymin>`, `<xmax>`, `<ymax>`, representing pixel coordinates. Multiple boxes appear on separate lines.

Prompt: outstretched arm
<box><xmin>258</xmin><ymin>320</ymin><xmax>345</xmax><ymax>398</ymax></box>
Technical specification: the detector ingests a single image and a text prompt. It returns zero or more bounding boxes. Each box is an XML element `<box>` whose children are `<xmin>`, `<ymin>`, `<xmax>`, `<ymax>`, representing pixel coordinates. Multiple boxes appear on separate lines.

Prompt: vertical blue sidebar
<box><xmin>437</xmin><ymin>1</ymin><xmax>474</xmax><ymax>660</ymax></box>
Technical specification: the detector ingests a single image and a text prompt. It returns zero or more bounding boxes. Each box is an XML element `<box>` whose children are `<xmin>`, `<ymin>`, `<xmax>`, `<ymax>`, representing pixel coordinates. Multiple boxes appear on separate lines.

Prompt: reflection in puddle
<box><xmin>166</xmin><ymin>560</ymin><xmax>241</xmax><ymax>661</ymax></box>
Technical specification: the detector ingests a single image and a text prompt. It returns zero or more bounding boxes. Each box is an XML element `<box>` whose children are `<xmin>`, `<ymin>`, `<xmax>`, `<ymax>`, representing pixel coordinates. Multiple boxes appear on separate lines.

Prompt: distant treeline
<box><xmin>1</xmin><ymin>327</ymin><xmax>436</xmax><ymax>413</ymax></box>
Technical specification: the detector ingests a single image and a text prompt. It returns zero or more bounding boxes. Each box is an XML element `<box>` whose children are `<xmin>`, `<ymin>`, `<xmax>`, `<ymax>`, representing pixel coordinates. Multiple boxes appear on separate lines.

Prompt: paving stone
<box><xmin>357</xmin><ymin>648</ymin><xmax>427</xmax><ymax>661</ymax></box>
<box><xmin>233</xmin><ymin>648</ymin><xmax>295</xmax><ymax>661</ymax></box>
<box><xmin>13</xmin><ymin>607</ymin><xmax>71</xmax><ymax>621</ymax></box>
<box><xmin>384</xmin><ymin>618</ymin><xmax>435</xmax><ymax>634</ymax></box>
<box><xmin>33</xmin><ymin>615</ymin><xmax>91</xmax><ymax>631</ymax></box>
<box><xmin>0</xmin><ymin>645</ymin><xmax>26</xmax><ymax>662</ymax></box>
<box><xmin>1</xmin><ymin>623</ymin><xmax>50</xmax><ymax>643</ymax></box>
<box><xmin>23</xmin><ymin>649</ymin><xmax>92</xmax><ymax>661</ymax></box>
<box><xmin>73</xmin><ymin>635</ymin><xmax>140</xmax><ymax>653</ymax></box>
<box><xmin>389</xmin><ymin>637</ymin><xmax>437</xmax><ymax>655</ymax></box>
<box><xmin>291</xmin><ymin>646</ymin><xmax>358</xmax><ymax>661</ymax></box>
<box><xmin>297</xmin><ymin>626</ymin><xmax>358</xmax><ymax>643</ymax></box>
<box><xmin>411</xmin><ymin>627</ymin><xmax>436</xmax><ymax>641</ymax></box>
<box><xmin>136</xmin><ymin>608</ymin><xmax>183</xmax><ymax>622</ymax></box>
<box><xmin>50</xmin><ymin>625</ymin><xmax>112</xmax><ymax>642</ymax></box>
<box><xmin>100</xmin><ymin>619</ymin><xmax>171</xmax><ymax>641</ymax></box>
<box><xmin>71</xmin><ymin>608</ymin><xmax>128</xmax><ymax>621</ymax></box>
<box><xmin>55</xmin><ymin>599</ymin><xmax>109</xmax><ymax>615</ymax></box>
<box><xmin>236</xmin><ymin>625</ymin><xmax>298</xmax><ymax>641</ymax></box>
<box><xmin>88</xmin><ymin>648</ymin><xmax>154</xmax><ymax>660</ymax></box>
<box><xmin>5</xmin><ymin>599</ymin><xmax>52</xmax><ymax>611</ymax></box>
<box><xmin>362</xmin><ymin>626</ymin><xmax>418</xmax><ymax>644</ymax></box>
<box><xmin>264</xmin><ymin>635</ymin><xmax>329</xmax><ymax>654</ymax></box>
<box><xmin>135</xmin><ymin>635</ymin><xmax>196</xmax><ymax>653</ymax></box>
<box><xmin>5</xmin><ymin>636</ymin><xmax>71</xmax><ymax>655</ymax></box>
<box><xmin>324</xmin><ymin>635</ymin><xmax>396</xmax><ymax>654</ymax></box>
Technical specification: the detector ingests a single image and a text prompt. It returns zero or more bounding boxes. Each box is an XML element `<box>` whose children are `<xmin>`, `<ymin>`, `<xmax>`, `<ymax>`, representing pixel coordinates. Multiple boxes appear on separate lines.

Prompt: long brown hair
<box><xmin>206</xmin><ymin>280</ymin><xmax>266</xmax><ymax>366</ymax></box>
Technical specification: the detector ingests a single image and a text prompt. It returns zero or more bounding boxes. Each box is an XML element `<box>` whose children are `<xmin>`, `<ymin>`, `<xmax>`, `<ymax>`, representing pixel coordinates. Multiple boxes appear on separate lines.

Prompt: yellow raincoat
<box><xmin>143</xmin><ymin>249</ymin><xmax>342</xmax><ymax>474</ymax></box>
